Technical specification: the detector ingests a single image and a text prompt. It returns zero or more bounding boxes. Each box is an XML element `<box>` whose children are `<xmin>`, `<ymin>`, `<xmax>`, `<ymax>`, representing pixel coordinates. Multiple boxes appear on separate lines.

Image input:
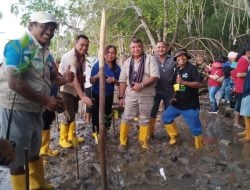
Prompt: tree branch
<box><xmin>219</xmin><ymin>0</ymin><xmax>250</xmax><ymax>12</ymax></box>
<box><xmin>130</xmin><ymin>0</ymin><xmax>156</xmax><ymax>47</ymax></box>
<box><xmin>133</xmin><ymin>24</ymin><xmax>143</xmax><ymax>35</ymax></box>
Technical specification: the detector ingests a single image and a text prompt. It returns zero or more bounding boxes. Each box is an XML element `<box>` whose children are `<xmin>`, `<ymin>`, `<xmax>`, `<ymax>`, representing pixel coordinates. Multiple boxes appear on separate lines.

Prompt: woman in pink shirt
<box><xmin>207</xmin><ymin>62</ymin><xmax>224</xmax><ymax>113</ymax></box>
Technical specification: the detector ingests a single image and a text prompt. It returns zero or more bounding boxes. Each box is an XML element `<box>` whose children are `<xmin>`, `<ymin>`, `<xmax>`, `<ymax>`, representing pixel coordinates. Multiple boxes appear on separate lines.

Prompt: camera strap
<box><xmin>6</xmin><ymin>93</ymin><xmax>17</xmax><ymax>140</ymax></box>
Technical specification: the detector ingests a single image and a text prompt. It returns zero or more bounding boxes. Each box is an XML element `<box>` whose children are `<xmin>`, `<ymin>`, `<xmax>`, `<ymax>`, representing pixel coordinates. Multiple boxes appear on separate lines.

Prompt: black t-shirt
<box><xmin>172</xmin><ymin>62</ymin><xmax>201</xmax><ymax>110</ymax></box>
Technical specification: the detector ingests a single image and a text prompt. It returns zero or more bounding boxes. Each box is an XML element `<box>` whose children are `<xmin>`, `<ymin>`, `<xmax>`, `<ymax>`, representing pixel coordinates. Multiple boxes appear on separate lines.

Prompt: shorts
<box><xmin>0</xmin><ymin>107</ymin><xmax>42</xmax><ymax>169</ymax></box>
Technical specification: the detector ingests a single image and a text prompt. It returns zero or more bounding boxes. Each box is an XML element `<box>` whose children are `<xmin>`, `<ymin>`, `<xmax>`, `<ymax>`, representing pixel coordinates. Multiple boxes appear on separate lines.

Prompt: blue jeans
<box><xmin>219</xmin><ymin>78</ymin><xmax>231</xmax><ymax>101</ymax></box>
<box><xmin>162</xmin><ymin>105</ymin><xmax>202</xmax><ymax>136</ymax></box>
<box><xmin>208</xmin><ymin>86</ymin><xmax>220</xmax><ymax>111</ymax></box>
<box><xmin>151</xmin><ymin>93</ymin><xmax>172</xmax><ymax>118</ymax></box>
<box><xmin>235</xmin><ymin>93</ymin><xmax>242</xmax><ymax>112</ymax></box>
<box><xmin>225</xmin><ymin>85</ymin><xmax>233</xmax><ymax>101</ymax></box>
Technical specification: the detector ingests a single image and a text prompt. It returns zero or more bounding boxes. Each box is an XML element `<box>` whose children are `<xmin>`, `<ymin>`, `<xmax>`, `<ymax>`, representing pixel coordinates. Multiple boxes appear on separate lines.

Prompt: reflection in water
<box><xmin>205</xmin><ymin>114</ymin><xmax>217</xmax><ymax>136</ymax></box>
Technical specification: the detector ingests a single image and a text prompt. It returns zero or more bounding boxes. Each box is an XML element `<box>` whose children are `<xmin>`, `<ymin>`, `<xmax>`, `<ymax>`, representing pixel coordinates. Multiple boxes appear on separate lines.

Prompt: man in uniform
<box><xmin>118</xmin><ymin>37</ymin><xmax>159</xmax><ymax>151</ymax></box>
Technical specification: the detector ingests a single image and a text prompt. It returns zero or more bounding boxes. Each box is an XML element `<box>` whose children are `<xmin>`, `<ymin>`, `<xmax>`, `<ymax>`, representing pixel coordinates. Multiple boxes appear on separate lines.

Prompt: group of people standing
<box><xmin>196</xmin><ymin>47</ymin><xmax>250</xmax><ymax>144</ymax></box>
<box><xmin>0</xmin><ymin>10</ymin><xmax>249</xmax><ymax>190</ymax></box>
<box><xmin>204</xmin><ymin>48</ymin><xmax>250</xmax><ymax>133</ymax></box>
<box><xmin>117</xmin><ymin>38</ymin><xmax>204</xmax><ymax>151</ymax></box>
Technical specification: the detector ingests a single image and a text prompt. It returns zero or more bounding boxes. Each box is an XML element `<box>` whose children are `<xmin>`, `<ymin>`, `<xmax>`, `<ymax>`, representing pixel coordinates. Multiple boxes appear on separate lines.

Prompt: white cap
<box><xmin>30</xmin><ymin>11</ymin><xmax>57</xmax><ymax>24</ymax></box>
<box><xmin>227</xmin><ymin>51</ymin><xmax>238</xmax><ymax>59</ymax></box>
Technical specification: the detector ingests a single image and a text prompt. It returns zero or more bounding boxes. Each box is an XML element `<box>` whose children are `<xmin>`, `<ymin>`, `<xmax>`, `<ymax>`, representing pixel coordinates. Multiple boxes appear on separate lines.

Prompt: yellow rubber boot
<box><xmin>238</xmin><ymin>130</ymin><xmax>247</xmax><ymax>137</ymax></box>
<box><xmin>40</xmin><ymin>130</ymin><xmax>59</xmax><ymax>157</ymax></box>
<box><xmin>139</xmin><ymin>125</ymin><xmax>149</xmax><ymax>149</ymax></box>
<box><xmin>118</xmin><ymin>122</ymin><xmax>130</xmax><ymax>150</ymax></box>
<box><xmin>239</xmin><ymin>117</ymin><xmax>250</xmax><ymax>142</ymax></box>
<box><xmin>148</xmin><ymin>118</ymin><xmax>156</xmax><ymax>139</ymax></box>
<box><xmin>40</xmin><ymin>130</ymin><xmax>48</xmax><ymax>156</ymax></box>
<box><xmin>114</xmin><ymin>110</ymin><xmax>119</xmax><ymax>119</ymax></box>
<box><xmin>59</xmin><ymin>123</ymin><xmax>73</xmax><ymax>148</ymax></box>
<box><xmin>194</xmin><ymin>135</ymin><xmax>204</xmax><ymax>149</ymax></box>
<box><xmin>92</xmin><ymin>132</ymin><xmax>99</xmax><ymax>144</ymax></box>
<box><xmin>46</xmin><ymin>147</ymin><xmax>60</xmax><ymax>157</ymax></box>
<box><xmin>165</xmin><ymin>122</ymin><xmax>179</xmax><ymax>145</ymax></box>
<box><xmin>29</xmin><ymin>158</ymin><xmax>54</xmax><ymax>190</ymax></box>
<box><xmin>68</xmin><ymin>121</ymin><xmax>85</xmax><ymax>143</ymax></box>
<box><xmin>10</xmin><ymin>174</ymin><xmax>26</xmax><ymax>190</ymax></box>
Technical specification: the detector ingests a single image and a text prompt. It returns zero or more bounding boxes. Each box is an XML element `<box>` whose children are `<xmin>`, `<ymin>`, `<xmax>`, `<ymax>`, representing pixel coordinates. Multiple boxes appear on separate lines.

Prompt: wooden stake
<box><xmin>98</xmin><ymin>8</ymin><xmax>107</xmax><ymax>190</ymax></box>
<box><xmin>75</xmin><ymin>143</ymin><xmax>80</xmax><ymax>180</ymax></box>
<box><xmin>24</xmin><ymin>148</ymin><xmax>29</xmax><ymax>190</ymax></box>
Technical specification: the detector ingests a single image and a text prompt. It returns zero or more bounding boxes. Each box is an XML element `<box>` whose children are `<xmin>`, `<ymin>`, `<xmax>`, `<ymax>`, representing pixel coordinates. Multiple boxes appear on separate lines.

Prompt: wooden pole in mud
<box><xmin>24</xmin><ymin>148</ymin><xmax>29</xmax><ymax>190</ymax></box>
<box><xmin>98</xmin><ymin>8</ymin><xmax>108</xmax><ymax>190</ymax></box>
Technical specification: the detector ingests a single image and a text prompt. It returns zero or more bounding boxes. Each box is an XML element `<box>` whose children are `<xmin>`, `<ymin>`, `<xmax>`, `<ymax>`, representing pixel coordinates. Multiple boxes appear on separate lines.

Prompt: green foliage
<box><xmin>10</xmin><ymin>0</ymin><xmax>250</xmax><ymax>56</ymax></box>
<box><xmin>20</xmin><ymin>33</ymin><xmax>29</xmax><ymax>48</ymax></box>
<box><xmin>8</xmin><ymin>34</ymin><xmax>38</xmax><ymax>74</ymax></box>
<box><xmin>203</xmin><ymin>2</ymin><xmax>248</xmax><ymax>49</ymax></box>
<box><xmin>104</xmin><ymin>113</ymin><xmax>113</xmax><ymax>126</ymax></box>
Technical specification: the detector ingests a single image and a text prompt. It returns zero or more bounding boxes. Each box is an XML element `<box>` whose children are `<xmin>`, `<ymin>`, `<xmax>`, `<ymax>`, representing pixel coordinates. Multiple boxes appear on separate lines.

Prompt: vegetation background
<box><xmin>10</xmin><ymin>0</ymin><xmax>250</xmax><ymax>61</ymax></box>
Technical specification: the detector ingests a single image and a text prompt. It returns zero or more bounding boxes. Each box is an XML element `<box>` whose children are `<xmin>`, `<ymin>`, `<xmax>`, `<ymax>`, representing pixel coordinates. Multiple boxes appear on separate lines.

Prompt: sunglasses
<box><xmin>36</xmin><ymin>22</ymin><xmax>57</xmax><ymax>32</ymax></box>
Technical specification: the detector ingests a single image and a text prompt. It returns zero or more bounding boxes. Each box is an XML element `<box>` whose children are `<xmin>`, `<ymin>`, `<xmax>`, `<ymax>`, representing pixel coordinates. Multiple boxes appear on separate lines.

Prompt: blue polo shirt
<box><xmin>5</xmin><ymin>35</ymin><xmax>54</xmax><ymax>70</ymax></box>
<box><xmin>91</xmin><ymin>61</ymin><xmax>121</xmax><ymax>96</ymax></box>
<box><xmin>4</xmin><ymin>38</ymin><xmax>57</xmax><ymax>96</ymax></box>
<box><xmin>4</xmin><ymin>39</ymin><xmax>31</xmax><ymax>68</ymax></box>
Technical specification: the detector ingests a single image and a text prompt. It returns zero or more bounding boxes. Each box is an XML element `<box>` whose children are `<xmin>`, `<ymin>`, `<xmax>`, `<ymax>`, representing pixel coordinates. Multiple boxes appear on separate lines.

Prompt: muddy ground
<box><xmin>1</xmin><ymin>94</ymin><xmax>250</xmax><ymax>190</ymax></box>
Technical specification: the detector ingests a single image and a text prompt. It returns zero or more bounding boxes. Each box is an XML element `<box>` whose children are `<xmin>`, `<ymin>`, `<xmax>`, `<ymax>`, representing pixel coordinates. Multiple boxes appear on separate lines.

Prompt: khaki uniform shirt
<box><xmin>119</xmin><ymin>54</ymin><xmax>159</xmax><ymax>97</ymax></box>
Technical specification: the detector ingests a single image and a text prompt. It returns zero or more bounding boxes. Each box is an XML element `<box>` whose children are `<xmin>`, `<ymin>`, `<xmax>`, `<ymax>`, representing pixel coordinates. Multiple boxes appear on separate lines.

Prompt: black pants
<box><xmin>85</xmin><ymin>87</ymin><xmax>92</xmax><ymax>113</ymax></box>
<box><xmin>92</xmin><ymin>93</ymin><xmax>114</xmax><ymax>133</ymax></box>
<box><xmin>43</xmin><ymin>109</ymin><xmax>56</xmax><ymax>130</ymax></box>
<box><xmin>61</xmin><ymin>92</ymin><xmax>79</xmax><ymax>124</ymax></box>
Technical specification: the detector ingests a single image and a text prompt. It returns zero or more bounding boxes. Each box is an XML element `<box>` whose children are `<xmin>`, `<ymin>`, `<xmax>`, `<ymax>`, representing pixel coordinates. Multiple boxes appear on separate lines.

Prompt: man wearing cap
<box><xmin>162</xmin><ymin>49</ymin><xmax>204</xmax><ymax>149</ymax></box>
<box><xmin>118</xmin><ymin>37</ymin><xmax>159</xmax><ymax>151</ymax></box>
<box><xmin>0</xmin><ymin>11</ymin><xmax>62</xmax><ymax>190</ymax></box>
